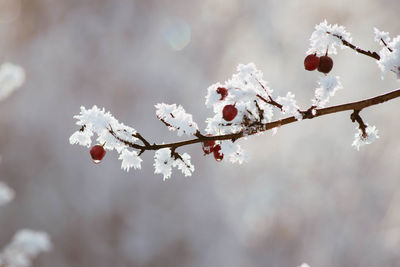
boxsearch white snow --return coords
[352,125,379,150]
[307,20,352,56]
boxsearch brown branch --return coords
[111,88,400,152]
[327,32,381,60]
[157,116,175,129]
[256,94,283,110]
[253,76,283,111]
[350,110,368,138]
[134,132,150,147]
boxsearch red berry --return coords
[216,87,228,100]
[222,104,238,121]
[304,54,320,71]
[213,145,223,161]
[202,134,215,155]
[318,56,333,73]
[90,145,106,164]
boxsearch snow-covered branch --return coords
[70,20,400,179]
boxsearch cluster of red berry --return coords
[87,87,238,164]
[88,53,333,165]
[304,53,333,73]
[201,86,240,162]
[217,87,238,122]
[202,135,223,161]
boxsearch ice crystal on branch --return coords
[376,33,400,79]
[205,82,224,109]
[352,125,379,150]
[153,148,194,180]
[312,75,343,107]
[276,92,301,120]
[119,149,142,171]
[205,63,273,135]
[154,148,174,179]
[173,152,195,177]
[0,181,14,206]
[0,63,25,101]
[69,130,93,148]
[0,230,52,267]
[70,105,143,169]
[374,27,390,44]
[220,141,248,164]
[155,103,198,136]
[307,20,352,55]
[70,105,139,152]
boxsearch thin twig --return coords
[256,94,283,110]
[327,32,381,60]
[350,110,368,138]
[381,38,393,52]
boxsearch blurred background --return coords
[0,0,400,266]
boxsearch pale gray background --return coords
[0,0,400,266]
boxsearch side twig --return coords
[327,31,381,60]
[350,110,368,137]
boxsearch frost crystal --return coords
[0,229,52,267]
[220,141,248,164]
[71,105,138,152]
[155,103,198,136]
[377,34,400,79]
[153,148,194,180]
[277,92,302,120]
[69,129,93,147]
[70,106,142,171]
[205,82,224,108]
[172,152,194,177]
[352,125,379,150]
[0,63,25,101]
[119,149,142,171]
[307,20,352,55]
[205,63,274,135]
[153,148,174,180]
[312,75,343,107]
[374,27,390,44]
[0,181,15,206]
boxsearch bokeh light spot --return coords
[162,17,191,51]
